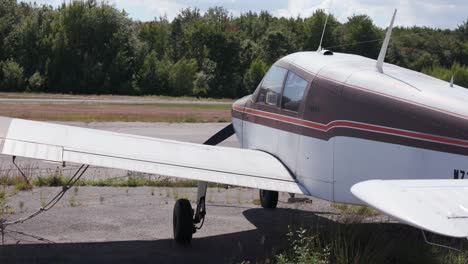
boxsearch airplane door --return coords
[295,74,337,201]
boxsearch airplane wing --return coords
[0,117,308,195]
[351,179,468,238]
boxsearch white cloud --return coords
[108,0,187,21]
[274,0,331,18]
[21,0,468,28]
[272,0,467,29]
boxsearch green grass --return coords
[68,197,78,207]
[252,199,261,206]
[0,92,235,102]
[331,203,379,217]
[19,174,228,188]
[0,188,16,222]
[275,222,468,264]
[108,103,231,110]
[32,113,227,123]
[0,175,32,191]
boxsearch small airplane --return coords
[1,10,468,244]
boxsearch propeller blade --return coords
[203,123,235,146]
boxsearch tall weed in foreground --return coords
[275,227,330,264]
[275,214,468,264]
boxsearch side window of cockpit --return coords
[281,72,308,112]
[256,66,288,106]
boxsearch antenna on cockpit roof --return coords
[450,75,454,87]
[376,9,397,73]
[317,12,330,52]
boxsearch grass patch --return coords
[0,92,235,102]
[275,222,468,264]
[34,174,69,187]
[331,203,379,217]
[31,113,224,123]
[82,177,201,188]
[0,100,231,123]
[10,174,230,188]
[107,103,230,110]
[68,197,78,207]
[0,188,16,222]
[217,117,230,122]
[0,175,32,191]
[0,205,15,215]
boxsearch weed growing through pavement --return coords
[19,201,24,213]
[68,197,78,207]
[252,199,261,206]
[225,191,230,204]
[39,189,45,207]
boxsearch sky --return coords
[27,0,467,29]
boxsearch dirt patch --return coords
[0,103,231,122]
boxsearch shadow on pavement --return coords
[0,207,403,264]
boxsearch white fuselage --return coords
[233,117,467,204]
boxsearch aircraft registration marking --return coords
[454,170,466,179]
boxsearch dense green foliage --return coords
[0,0,467,97]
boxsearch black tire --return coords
[259,190,278,209]
[173,199,194,244]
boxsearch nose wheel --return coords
[259,189,278,209]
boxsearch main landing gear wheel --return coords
[173,199,195,244]
[259,189,278,209]
[172,124,234,244]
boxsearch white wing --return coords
[0,117,308,195]
[351,179,468,238]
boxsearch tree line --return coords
[0,0,467,98]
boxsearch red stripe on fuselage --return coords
[232,105,468,148]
